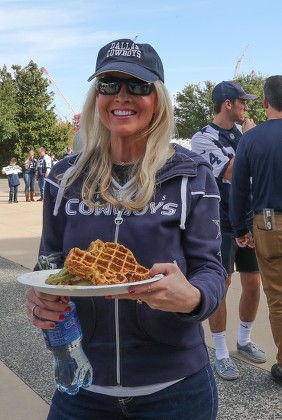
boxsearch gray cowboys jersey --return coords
[191,122,252,231]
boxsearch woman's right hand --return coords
[26,287,71,330]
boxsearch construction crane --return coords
[41,67,76,118]
[233,45,249,79]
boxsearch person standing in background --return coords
[50,152,59,166]
[2,157,22,203]
[191,81,266,380]
[36,147,52,201]
[62,146,73,159]
[23,150,37,202]
[231,75,282,386]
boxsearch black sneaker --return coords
[271,364,282,385]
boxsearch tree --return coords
[174,81,214,139]
[174,73,266,140]
[0,65,19,164]
[236,73,266,123]
[11,61,70,162]
[0,61,72,167]
[72,113,81,132]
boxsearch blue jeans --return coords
[9,186,18,202]
[37,176,45,198]
[24,172,36,192]
[47,364,218,420]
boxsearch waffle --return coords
[64,239,150,285]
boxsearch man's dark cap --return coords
[212,81,257,103]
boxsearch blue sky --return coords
[1,0,281,122]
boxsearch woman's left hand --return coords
[111,263,201,313]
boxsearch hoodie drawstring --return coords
[180,176,188,230]
[53,165,76,216]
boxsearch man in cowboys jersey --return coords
[191,81,266,380]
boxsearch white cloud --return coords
[0,5,77,30]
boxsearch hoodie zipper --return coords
[114,209,124,242]
[114,209,124,385]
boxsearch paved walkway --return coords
[0,178,281,419]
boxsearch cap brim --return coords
[87,62,160,83]
[239,93,257,100]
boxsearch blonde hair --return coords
[65,80,175,211]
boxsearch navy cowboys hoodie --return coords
[38,143,226,387]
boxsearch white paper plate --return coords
[17,269,163,297]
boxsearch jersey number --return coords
[209,153,222,165]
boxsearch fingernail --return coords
[59,314,66,320]
[64,306,72,312]
[49,323,56,328]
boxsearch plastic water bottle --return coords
[42,301,93,395]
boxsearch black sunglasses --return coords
[96,77,155,96]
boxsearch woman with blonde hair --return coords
[23,150,37,201]
[26,38,225,419]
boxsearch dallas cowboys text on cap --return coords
[88,39,164,83]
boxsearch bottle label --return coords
[43,303,82,348]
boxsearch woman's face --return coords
[97,72,157,140]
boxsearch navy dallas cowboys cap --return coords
[88,39,164,83]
